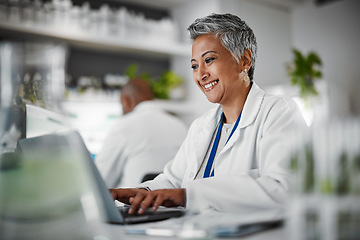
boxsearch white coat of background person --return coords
[95,79,188,188]
[109,13,308,215]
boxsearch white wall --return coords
[171,0,221,45]
[292,0,360,117]
[220,0,292,88]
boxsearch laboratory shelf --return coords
[0,21,191,58]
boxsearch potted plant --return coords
[125,64,184,100]
[286,49,323,107]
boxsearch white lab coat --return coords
[139,82,308,214]
[95,101,188,188]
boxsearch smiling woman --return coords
[190,34,251,123]
[109,13,308,216]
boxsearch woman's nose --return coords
[197,66,209,81]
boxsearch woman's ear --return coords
[241,49,252,70]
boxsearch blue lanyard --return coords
[203,110,242,178]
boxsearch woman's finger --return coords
[138,192,158,214]
[152,193,165,211]
[128,192,146,214]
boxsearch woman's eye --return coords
[205,57,216,64]
[191,64,198,70]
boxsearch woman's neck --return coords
[222,103,244,124]
[221,83,252,124]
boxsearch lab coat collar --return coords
[222,82,265,150]
[240,82,265,129]
[131,100,161,113]
[202,82,265,129]
[192,82,265,168]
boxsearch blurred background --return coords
[1,0,360,239]
[0,0,359,156]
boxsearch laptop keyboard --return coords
[118,205,156,217]
[116,204,186,224]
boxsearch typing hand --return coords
[127,188,186,215]
[109,188,147,205]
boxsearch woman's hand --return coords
[110,188,186,214]
[109,188,147,205]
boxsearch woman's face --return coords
[191,34,247,105]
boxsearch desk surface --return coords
[0,209,285,240]
[89,209,285,240]
[90,220,285,240]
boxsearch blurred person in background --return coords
[95,78,188,188]
[110,13,308,215]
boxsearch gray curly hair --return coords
[187,13,257,81]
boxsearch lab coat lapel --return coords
[193,106,222,168]
[221,82,265,152]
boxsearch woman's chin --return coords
[205,95,220,104]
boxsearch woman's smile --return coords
[203,80,219,91]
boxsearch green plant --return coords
[152,70,184,99]
[125,64,184,99]
[125,64,151,82]
[286,49,323,104]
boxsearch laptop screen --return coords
[25,104,69,138]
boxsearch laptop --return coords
[16,130,186,224]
